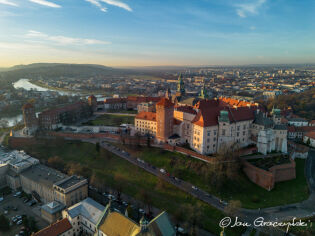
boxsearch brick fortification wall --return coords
[242,158,296,190]
[242,160,275,190]
[270,160,296,182]
[163,144,216,163]
[8,137,38,149]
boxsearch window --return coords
[207,139,210,143]
[237,126,240,131]
[222,129,225,135]
[207,131,211,136]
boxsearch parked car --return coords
[160,169,166,174]
[192,186,198,191]
[17,220,23,225]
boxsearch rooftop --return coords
[41,201,65,214]
[54,175,87,190]
[33,218,72,236]
[66,197,105,225]
[21,164,67,188]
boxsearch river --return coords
[1,79,108,127]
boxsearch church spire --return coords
[177,73,185,95]
[199,82,208,99]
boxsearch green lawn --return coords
[123,146,309,209]
[84,114,135,126]
[16,138,245,236]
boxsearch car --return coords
[114,208,121,213]
[23,199,29,203]
[160,169,166,174]
[13,207,18,211]
[28,200,36,206]
[0,197,3,202]
[4,210,8,215]
[17,220,23,225]
[139,208,145,214]
[16,215,22,220]
[192,186,198,190]
[12,217,17,223]
[122,201,128,206]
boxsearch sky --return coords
[0,0,314,67]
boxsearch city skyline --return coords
[0,0,314,67]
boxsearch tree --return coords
[96,142,100,154]
[137,189,153,215]
[0,214,10,231]
[306,138,311,146]
[113,173,125,202]
[224,200,242,217]
[47,156,65,172]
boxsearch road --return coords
[82,138,315,235]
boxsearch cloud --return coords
[25,30,111,45]
[28,0,61,8]
[85,0,132,12]
[235,0,266,18]
[85,0,107,12]
[0,0,18,6]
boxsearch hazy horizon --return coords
[0,0,314,67]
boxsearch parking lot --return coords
[0,192,49,236]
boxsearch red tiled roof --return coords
[156,98,174,108]
[34,218,72,236]
[192,99,256,127]
[305,131,315,140]
[296,126,315,133]
[173,119,182,125]
[176,106,197,115]
[127,96,161,103]
[288,126,296,132]
[135,111,156,121]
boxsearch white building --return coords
[62,197,105,236]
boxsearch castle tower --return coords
[156,98,174,142]
[176,73,185,96]
[88,95,97,112]
[22,103,38,136]
[22,103,37,128]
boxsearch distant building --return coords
[20,96,96,134]
[137,101,156,113]
[88,95,97,112]
[288,117,309,127]
[304,131,315,148]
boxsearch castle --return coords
[21,96,96,136]
[135,75,288,155]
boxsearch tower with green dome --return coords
[177,73,185,95]
[199,82,208,99]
